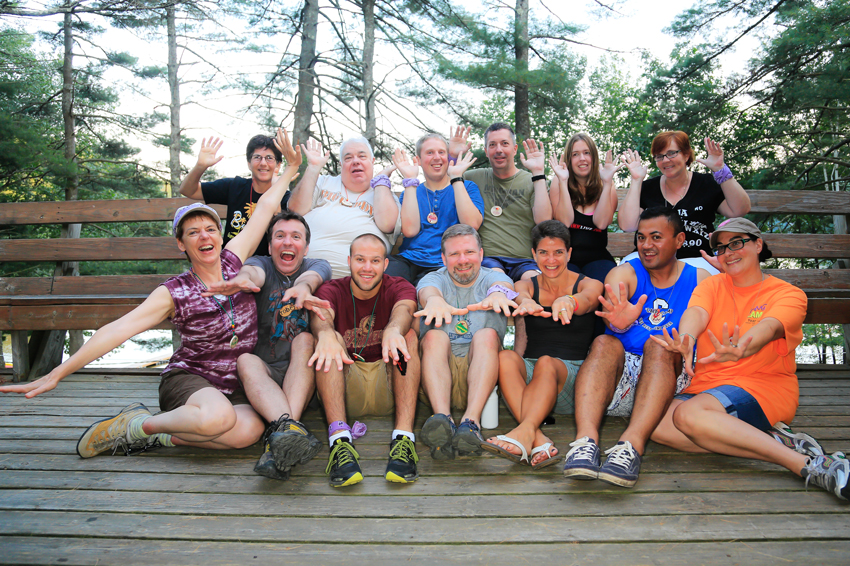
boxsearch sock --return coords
[149,433,174,447]
[330,430,353,444]
[328,420,353,444]
[392,429,415,443]
[127,414,151,442]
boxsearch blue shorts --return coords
[481,256,539,281]
[675,384,772,432]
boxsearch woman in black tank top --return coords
[482,220,603,469]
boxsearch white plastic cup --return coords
[481,386,499,429]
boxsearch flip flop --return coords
[530,442,560,470]
[481,435,529,464]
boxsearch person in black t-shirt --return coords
[180,135,291,257]
[617,131,751,273]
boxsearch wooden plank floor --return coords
[1,365,849,565]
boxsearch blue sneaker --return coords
[562,436,601,480]
[453,418,484,456]
[597,441,642,488]
[802,453,850,501]
[420,414,457,460]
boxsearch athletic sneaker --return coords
[420,414,457,460]
[597,441,642,488]
[562,436,601,480]
[453,418,484,456]
[385,435,420,483]
[269,414,322,471]
[326,438,363,487]
[771,422,824,459]
[76,402,152,458]
[802,453,850,500]
[254,416,292,481]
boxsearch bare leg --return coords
[461,328,500,424]
[392,329,420,432]
[673,394,809,475]
[420,329,453,417]
[281,332,316,421]
[651,399,710,452]
[315,351,347,427]
[619,339,678,455]
[574,335,624,443]
[496,349,528,421]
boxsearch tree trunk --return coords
[166,3,181,192]
[362,0,376,148]
[294,0,319,146]
[513,0,530,140]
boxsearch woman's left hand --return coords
[599,149,624,183]
[696,137,725,173]
[698,323,753,365]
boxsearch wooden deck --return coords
[1,365,849,565]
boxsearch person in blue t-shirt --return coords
[561,207,710,488]
[386,133,485,285]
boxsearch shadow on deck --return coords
[1,365,849,565]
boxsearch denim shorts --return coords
[481,256,540,281]
[675,384,772,432]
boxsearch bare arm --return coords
[372,184,401,234]
[308,306,352,372]
[520,140,552,224]
[449,151,483,229]
[592,150,623,230]
[549,168,574,227]
[0,287,174,398]
[179,137,224,201]
[381,299,416,363]
[617,149,647,232]
[394,148,422,238]
[698,137,750,219]
[513,315,528,357]
[289,139,329,216]
[203,264,267,296]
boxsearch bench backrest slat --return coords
[0,198,225,225]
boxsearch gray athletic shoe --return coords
[802,453,850,501]
[420,414,456,460]
[771,421,824,459]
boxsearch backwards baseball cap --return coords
[709,217,761,249]
[172,202,222,236]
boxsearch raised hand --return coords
[301,138,331,169]
[392,148,420,179]
[511,297,547,317]
[196,137,225,170]
[696,137,725,172]
[449,125,472,156]
[595,282,647,331]
[519,139,546,175]
[467,292,519,315]
[621,149,648,180]
[551,294,577,325]
[599,149,624,183]
[548,152,569,183]
[202,278,260,297]
[698,323,753,365]
[650,327,696,377]
[414,296,468,327]
[448,150,476,178]
[274,127,301,167]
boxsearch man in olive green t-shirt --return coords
[448,123,552,281]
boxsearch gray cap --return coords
[173,202,222,236]
[709,217,761,248]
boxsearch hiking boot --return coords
[597,441,642,488]
[269,414,322,471]
[453,418,485,456]
[802,453,850,501]
[254,417,292,481]
[326,438,363,487]
[76,403,152,458]
[420,414,457,460]
[385,435,420,483]
[771,421,824,459]
[562,436,601,480]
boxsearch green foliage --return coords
[802,324,845,364]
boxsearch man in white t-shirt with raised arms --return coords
[288,137,401,279]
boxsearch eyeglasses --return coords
[653,150,681,162]
[712,237,754,256]
[251,154,278,163]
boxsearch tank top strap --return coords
[531,276,541,303]
[571,273,586,295]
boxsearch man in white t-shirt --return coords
[288,137,401,279]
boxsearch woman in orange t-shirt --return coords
[649,217,849,501]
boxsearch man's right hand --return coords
[196,137,225,170]
[595,282,647,331]
[414,296,468,327]
[301,139,331,169]
[449,125,472,157]
[308,332,353,373]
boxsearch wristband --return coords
[682,332,697,347]
[487,284,519,301]
[448,155,458,165]
[370,174,391,189]
[712,164,733,184]
[531,174,546,183]
[565,295,577,310]
[402,178,420,188]
[609,320,636,334]
[450,176,464,185]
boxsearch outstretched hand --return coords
[595,282,647,331]
[519,139,545,176]
[511,298,547,317]
[202,278,261,297]
[0,372,61,399]
[282,285,332,320]
[414,297,468,327]
[698,323,753,365]
[467,292,518,315]
[699,249,725,273]
[650,327,696,377]
[196,137,225,170]
[308,333,353,373]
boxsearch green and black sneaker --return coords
[326,438,363,488]
[385,435,419,484]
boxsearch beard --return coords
[448,264,478,286]
[352,272,382,293]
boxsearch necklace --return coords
[730,273,767,331]
[350,286,380,362]
[647,262,681,326]
[661,172,692,208]
[488,170,518,217]
[191,267,239,347]
[341,185,365,207]
[426,186,438,224]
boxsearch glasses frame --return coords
[250,154,278,163]
[653,150,681,162]
[712,237,755,257]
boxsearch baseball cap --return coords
[709,217,761,249]
[173,202,222,236]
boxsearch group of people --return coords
[2,122,848,502]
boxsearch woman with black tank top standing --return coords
[481,220,603,469]
[549,133,622,284]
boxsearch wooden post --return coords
[11,331,29,383]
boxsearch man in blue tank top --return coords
[562,207,711,488]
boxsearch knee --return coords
[532,356,559,380]
[643,337,674,361]
[588,334,622,357]
[236,353,259,384]
[404,328,419,355]
[195,403,238,437]
[671,402,701,437]
[230,417,265,449]
[471,327,500,349]
[292,331,315,351]
[421,329,449,353]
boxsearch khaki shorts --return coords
[419,352,470,411]
[159,371,251,413]
[344,360,395,418]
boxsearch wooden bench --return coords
[2,190,849,381]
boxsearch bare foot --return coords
[531,429,558,467]
[485,423,535,457]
